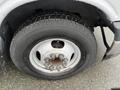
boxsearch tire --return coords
[10,15,97,80]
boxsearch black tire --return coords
[10,15,97,80]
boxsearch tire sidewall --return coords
[10,20,97,79]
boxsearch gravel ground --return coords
[0,28,120,90]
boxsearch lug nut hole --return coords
[51,40,64,48]
[71,53,75,60]
[36,51,41,60]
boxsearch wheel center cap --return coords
[44,54,68,71]
[51,58,62,64]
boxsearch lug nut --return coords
[44,63,50,69]
[56,65,62,71]
[50,54,56,60]
[62,61,67,67]
[62,64,66,68]
[44,58,50,63]
[64,58,68,61]
[49,65,55,71]
[58,54,64,60]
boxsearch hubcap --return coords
[29,38,81,76]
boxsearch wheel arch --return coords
[0,0,119,26]
[0,0,119,59]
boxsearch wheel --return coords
[10,14,97,80]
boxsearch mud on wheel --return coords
[10,12,97,80]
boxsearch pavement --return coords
[0,27,120,90]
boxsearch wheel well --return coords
[0,0,108,49]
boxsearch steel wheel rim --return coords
[29,38,81,76]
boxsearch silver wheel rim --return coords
[29,38,81,76]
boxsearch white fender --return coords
[76,0,119,21]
